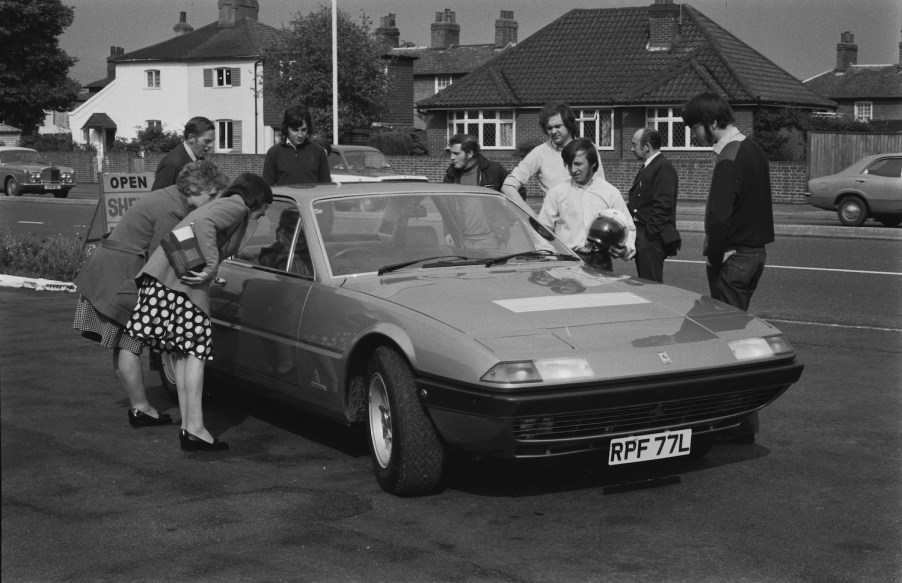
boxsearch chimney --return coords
[835,31,858,71]
[107,46,124,79]
[495,10,517,49]
[648,0,681,51]
[173,11,194,36]
[431,9,459,50]
[218,0,259,27]
[376,13,400,52]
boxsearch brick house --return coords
[415,0,834,198]
[382,9,520,129]
[804,31,902,132]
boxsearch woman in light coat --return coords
[73,160,228,427]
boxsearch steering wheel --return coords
[331,246,380,261]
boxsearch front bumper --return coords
[417,359,803,458]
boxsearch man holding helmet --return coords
[538,138,635,271]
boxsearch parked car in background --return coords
[805,153,902,227]
[160,182,804,496]
[0,147,76,199]
[327,144,427,184]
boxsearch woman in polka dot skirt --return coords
[128,173,272,451]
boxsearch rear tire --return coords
[837,196,868,227]
[366,346,445,496]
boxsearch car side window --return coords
[328,152,346,172]
[233,199,313,277]
[866,158,902,178]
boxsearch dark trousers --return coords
[634,228,667,282]
[705,246,766,312]
[706,245,767,439]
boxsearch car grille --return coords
[42,168,60,183]
[514,386,783,441]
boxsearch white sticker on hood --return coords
[494,292,650,313]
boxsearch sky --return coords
[59,0,901,85]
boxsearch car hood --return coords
[342,264,777,366]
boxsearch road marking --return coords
[17,221,44,225]
[667,259,902,276]
[763,318,902,333]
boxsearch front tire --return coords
[5,177,20,197]
[837,195,868,227]
[366,346,445,496]
[52,188,70,199]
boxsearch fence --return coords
[808,132,902,179]
[41,150,811,203]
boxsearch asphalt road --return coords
[2,230,901,582]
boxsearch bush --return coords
[367,128,429,156]
[18,133,95,153]
[0,230,93,282]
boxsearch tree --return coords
[262,6,389,143]
[0,0,81,135]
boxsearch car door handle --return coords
[212,277,227,287]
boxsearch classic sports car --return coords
[162,182,803,496]
[0,147,76,198]
[805,153,902,227]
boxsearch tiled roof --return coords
[419,5,834,110]
[111,18,284,63]
[804,65,902,100]
[393,43,506,76]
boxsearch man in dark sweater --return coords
[263,105,331,186]
[683,92,775,443]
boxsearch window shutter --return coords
[203,69,212,87]
[232,68,241,87]
[232,121,242,152]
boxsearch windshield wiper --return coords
[378,255,469,275]
[484,249,579,267]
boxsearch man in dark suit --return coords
[151,117,216,190]
[627,127,680,282]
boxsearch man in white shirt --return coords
[538,138,634,271]
[502,102,605,201]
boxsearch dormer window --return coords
[435,75,453,93]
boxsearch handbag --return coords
[160,222,205,278]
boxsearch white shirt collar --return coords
[183,141,197,162]
[644,151,660,167]
[712,126,744,155]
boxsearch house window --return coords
[204,67,241,88]
[216,68,232,87]
[145,70,160,89]
[447,110,515,149]
[435,75,453,93]
[575,109,614,149]
[854,101,873,123]
[218,121,233,151]
[146,120,162,130]
[646,107,707,149]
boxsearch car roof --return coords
[0,147,36,152]
[271,182,501,202]
[330,144,379,153]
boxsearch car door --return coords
[862,156,902,213]
[209,196,323,404]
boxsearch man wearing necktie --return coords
[627,128,681,282]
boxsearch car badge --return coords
[658,352,672,365]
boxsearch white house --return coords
[69,0,283,160]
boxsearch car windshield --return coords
[314,192,573,276]
[344,150,390,170]
[0,150,45,164]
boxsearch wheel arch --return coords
[344,328,416,424]
[832,190,868,209]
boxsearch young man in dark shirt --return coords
[262,105,331,186]
[682,92,775,443]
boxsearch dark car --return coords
[805,153,902,227]
[160,183,803,496]
[0,147,76,199]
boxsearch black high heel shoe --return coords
[179,429,229,452]
[128,408,173,427]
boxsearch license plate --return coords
[44,185,61,190]
[608,429,692,465]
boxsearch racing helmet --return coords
[586,212,626,248]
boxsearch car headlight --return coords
[481,358,593,383]
[27,171,41,181]
[728,335,794,361]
